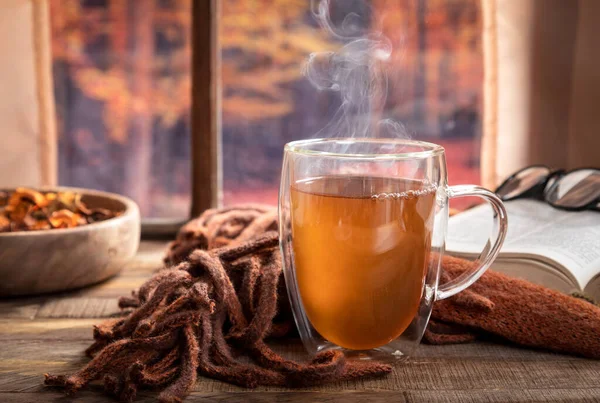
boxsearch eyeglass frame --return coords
[494,165,600,212]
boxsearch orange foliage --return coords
[51,0,192,144]
[221,1,338,123]
[51,0,482,134]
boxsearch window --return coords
[221,0,482,206]
[51,0,192,220]
[51,0,482,219]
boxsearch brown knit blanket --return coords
[45,205,600,402]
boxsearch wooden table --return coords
[2,241,600,402]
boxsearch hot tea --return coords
[291,175,436,350]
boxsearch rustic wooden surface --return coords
[1,241,600,402]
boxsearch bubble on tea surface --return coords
[371,183,438,201]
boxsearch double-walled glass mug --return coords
[279,138,508,360]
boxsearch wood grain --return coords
[1,241,600,402]
[191,0,221,216]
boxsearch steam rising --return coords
[305,0,409,139]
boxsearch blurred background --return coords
[50,0,483,218]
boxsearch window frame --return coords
[142,0,221,237]
[190,0,221,218]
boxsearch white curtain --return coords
[481,0,600,189]
[0,0,56,188]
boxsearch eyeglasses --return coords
[494,165,600,211]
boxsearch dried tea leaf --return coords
[10,202,33,222]
[31,220,51,231]
[74,193,93,215]
[0,215,9,232]
[56,192,77,209]
[0,191,8,208]
[14,188,48,208]
[49,209,80,229]
[46,199,68,215]
[91,208,113,218]
[31,208,47,220]
[23,214,37,229]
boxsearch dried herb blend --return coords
[0,188,120,233]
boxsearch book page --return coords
[447,200,600,288]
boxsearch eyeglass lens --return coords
[545,169,600,208]
[496,166,551,200]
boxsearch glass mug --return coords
[279,138,508,360]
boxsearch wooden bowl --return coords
[0,187,140,296]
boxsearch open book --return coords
[447,199,600,298]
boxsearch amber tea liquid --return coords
[291,175,436,350]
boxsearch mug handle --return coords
[435,185,508,300]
